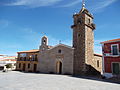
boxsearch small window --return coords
[78,34,80,37]
[58,49,61,53]
[88,18,91,23]
[78,33,82,38]
[112,45,119,55]
[97,60,99,67]
[28,64,30,69]
[19,63,21,68]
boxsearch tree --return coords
[5,64,12,69]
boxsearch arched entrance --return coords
[23,63,26,71]
[56,61,62,74]
[33,64,37,72]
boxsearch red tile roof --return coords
[101,38,120,44]
[1,59,16,61]
[18,46,53,53]
[0,55,4,56]
[48,46,53,49]
[18,49,39,53]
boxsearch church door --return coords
[56,61,62,74]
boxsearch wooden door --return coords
[33,64,37,72]
[23,64,26,71]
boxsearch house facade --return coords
[101,38,120,78]
[0,55,16,70]
[16,49,39,72]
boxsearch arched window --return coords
[97,60,99,67]
[19,63,21,68]
[78,33,81,37]
[58,49,61,53]
[28,63,30,69]
[88,18,91,24]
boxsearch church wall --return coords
[37,45,74,74]
[85,26,94,65]
[93,55,102,73]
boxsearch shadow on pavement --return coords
[69,75,120,84]
[16,70,120,84]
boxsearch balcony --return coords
[104,53,120,57]
[17,57,38,62]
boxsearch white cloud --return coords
[94,45,102,54]
[0,44,22,56]
[94,39,110,54]
[94,40,102,54]
[3,0,117,10]
[93,0,117,12]
[6,0,62,8]
[60,0,81,7]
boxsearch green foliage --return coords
[5,64,12,68]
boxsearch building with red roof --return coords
[0,55,16,70]
[101,38,120,78]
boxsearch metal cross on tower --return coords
[82,0,85,8]
[42,32,46,36]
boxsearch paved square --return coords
[0,71,120,90]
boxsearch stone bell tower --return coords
[71,0,96,75]
[40,36,48,51]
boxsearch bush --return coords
[5,64,12,68]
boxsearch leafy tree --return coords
[5,64,12,68]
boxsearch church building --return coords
[16,1,102,75]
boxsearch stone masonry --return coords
[72,7,98,75]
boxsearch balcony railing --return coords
[17,57,38,61]
[104,53,120,57]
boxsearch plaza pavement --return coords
[0,71,120,90]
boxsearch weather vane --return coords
[82,0,85,8]
[42,32,46,36]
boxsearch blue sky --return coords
[0,0,120,56]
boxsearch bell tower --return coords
[71,0,96,75]
[40,36,48,51]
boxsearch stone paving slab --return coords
[0,71,120,90]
